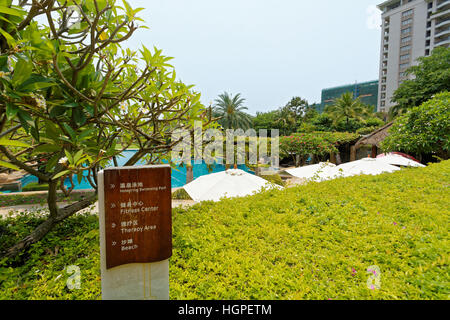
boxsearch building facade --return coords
[316,80,379,113]
[377,0,450,112]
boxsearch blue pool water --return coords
[20,150,252,190]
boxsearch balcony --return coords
[431,8,450,20]
[435,27,450,38]
[437,0,450,11]
[435,36,450,46]
[435,20,450,32]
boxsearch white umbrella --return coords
[285,162,336,180]
[331,158,401,178]
[183,169,282,202]
[376,154,425,168]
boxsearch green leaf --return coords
[77,173,83,185]
[0,5,25,17]
[73,150,83,164]
[6,103,19,119]
[33,144,62,154]
[12,58,33,87]
[46,153,60,171]
[0,27,15,47]
[17,110,34,133]
[0,160,19,171]
[64,149,74,164]
[19,81,56,92]
[62,123,76,140]
[78,128,95,141]
[73,108,86,126]
[52,170,71,180]
[49,106,67,118]
[0,138,30,148]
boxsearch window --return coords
[401,36,412,43]
[402,9,413,17]
[428,2,433,9]
[400,54,410,61]
[425,49,430,56]
[402,27,412,34]
[402,18,413,26]
[400,62,410,69]
[401,45,411,52]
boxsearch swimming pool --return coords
[20,150,252,190]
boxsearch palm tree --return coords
[213,92,253,130]
[325,92,368,127]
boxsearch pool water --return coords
[20,150,252,190]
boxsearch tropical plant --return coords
[0,0,213,258]
[382,91,450,160]
[325,92,368,130]
[213,92,253,130]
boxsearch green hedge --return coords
[22,183,50,192]
[0,161,449,299]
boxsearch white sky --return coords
[125,0,382,115]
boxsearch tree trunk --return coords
[350,145,357,162]
[336,152,342,165]
[371,145,378,158]
[330,153,337,165]
[186,165,193,184]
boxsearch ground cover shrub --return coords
[0,192,96,208]
[0,161,449,300]
[172,189,193,200]
[22,183,50,192]
[260,174,286,187]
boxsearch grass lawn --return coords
[0,161,449,300]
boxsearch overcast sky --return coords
[125,0,382,115]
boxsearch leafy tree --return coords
[391,47,450,117]
[0,0,212,258]
[252,110,282,135]
[382,92,450,160]
[276,105,297,136]
[213,92,252,130]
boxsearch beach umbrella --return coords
[285,162,337,180]
[331,158,401,178]
[376,153,425,167]
[183,169,282,202]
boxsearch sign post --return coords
[98,165,172,300]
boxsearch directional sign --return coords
[102,166,172,269]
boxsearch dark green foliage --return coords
[172,189,193,200]
[391,47,450,116]
[382,92,450,159]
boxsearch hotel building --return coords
[377,0,450,112]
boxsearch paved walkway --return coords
[0,200,197,218]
